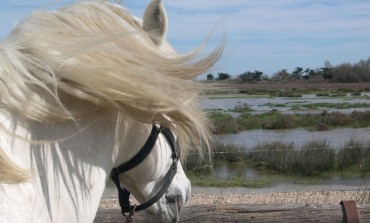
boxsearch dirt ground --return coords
[99,184,370,209]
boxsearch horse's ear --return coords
[143,0,168,46]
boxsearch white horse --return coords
[0,0,223,222]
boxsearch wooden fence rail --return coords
[94,203,370,223]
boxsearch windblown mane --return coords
[0,1,223,183]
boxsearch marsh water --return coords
[201,93,370,115]
[212,128,370,186]
[202,94,370,186]
[216,127,370,149]
[211,128,370,186]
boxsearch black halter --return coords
[110,125,180,222]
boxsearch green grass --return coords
[187,173,274,188]
[298,102,370,109]
[208,111,370,134]
[264,102,370,110]
[237,87,370,97]
[237,86,370,97]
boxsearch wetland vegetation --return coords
[185,139,370,187]
[189,82,370,187]
[209,111,370,134]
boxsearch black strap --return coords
[121,162,177,213]
[161,126,180,160]
[110,170,131,213]
[110,125,179,217]
[111,125,161,174]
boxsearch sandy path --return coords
[99,184,370,209]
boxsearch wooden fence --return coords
[94,202,370,223]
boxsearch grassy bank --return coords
[205,82,370,96]
[209,111,370,134]
[237,87,370,97]
[185,139,370,187]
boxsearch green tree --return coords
[253,70,263,81]
[271,69,289,81]
[206,73,214,80]
[237,70,263,82]
[291,67,304,80]
[217,72,231,80]
[321,61,333,80]
[320,67,333,80]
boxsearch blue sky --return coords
[1,0,370,77]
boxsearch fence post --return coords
[340,200,359,223]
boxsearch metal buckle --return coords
[126,204,137,223]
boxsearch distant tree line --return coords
[206,57,370,83]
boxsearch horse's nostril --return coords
[165,195,177,204]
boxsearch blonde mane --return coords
[0,1,223,183]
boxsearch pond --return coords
[200,94,370,187]
[216,127,370,150]
[201,94,370,115]
[210,128,370,187]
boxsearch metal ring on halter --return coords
[126,204,137,223]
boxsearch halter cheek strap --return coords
[110,125,180,221]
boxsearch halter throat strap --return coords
[110,125,180,219]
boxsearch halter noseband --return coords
[110,125,180,222]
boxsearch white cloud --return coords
[165,0,370,38]
[1,0,370,75]
[160,0,370,74]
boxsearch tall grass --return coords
[294,141,335,176]
[337,139,370,176]
[185,139,370,177]
[249,140,335,176]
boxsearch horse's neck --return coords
[0,112,120,222]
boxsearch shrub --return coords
[278,90,303,97]
[236,112,262,130]
[208,111,238,134]
[352,111,370,121]
[316,93,330,97]
[351,91,362,96]
[271,115,295,129]
[232,103,252,112]
[326,112,351,126]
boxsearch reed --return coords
[185,139,370,177]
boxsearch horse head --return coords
[109,2,192,221]
[0,1,223,222]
